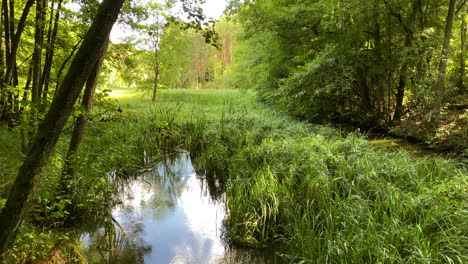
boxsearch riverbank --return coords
[1,89,466,263]
[389,102,468,155]
[331,117,467,160]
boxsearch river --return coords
[81,153,285,264]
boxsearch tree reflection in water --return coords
[82,153,284,264]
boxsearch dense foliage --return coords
[0,0,467,263]
[225,0,467,151]
[3,89,466,263]
[0,0,228,259]
[104,18,235,92]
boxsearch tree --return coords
[41,0,64,108]
[383,0,423,121]
[0,0,35,122]
[0,0,125,255]
[225,0,464,133]
[149,12,163,102]
[62,38,110,179]
[459,5,467,90]
[432,0,458,123]
[31,0,46,120]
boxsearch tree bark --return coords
[0,0,35,123]
[3,0,35,86]
[20,63,33,153]
[31,0,46,120]
[432,0,457,122]
[152,59,160,102]
[384,0,421,121]
[55,38,82,93]
[460,8,467,90]
[152,15,161,102]
[63,38,109,178]
[393,35,413,121]
[8,1,14,56]
[0,1,5,81]
[356,67,373,114]
[1,0,10,73]
[0,0,124,255]
[41,0,63,107]
[0,0,11,120]
[393,65,407,121]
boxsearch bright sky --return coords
[110,0,228,42]
[201,0,228,19]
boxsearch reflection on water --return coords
[83,153,284,264]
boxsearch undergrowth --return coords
[1,89,466,263]
[119,89,467,263]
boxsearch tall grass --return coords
[1,88,466,263]
[225,136,467,263]
[127,89,466,263]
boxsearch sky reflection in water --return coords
[83,153,283,264]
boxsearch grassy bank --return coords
[117,89,468,263]
[1,88,467,263]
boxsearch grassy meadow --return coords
[0,88,467,263]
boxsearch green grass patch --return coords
[1,88,466,263]
[116,89,467,263]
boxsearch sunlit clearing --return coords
[99,88,142,99]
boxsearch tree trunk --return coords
[0,0,11,121]
[392,35,412,122]
[8,0,13,42]
[460,8,466,90]
[0,1,5,82]
[0,0,124,255]
[63,38,109,178]
[1,0,10,76]
[356,67,373,113]
[393,66,407,121]
[384,0,421,121]
[152,61,159,102]
[152,17,161,103]
[55,38,82,93]
[1,0,35,123]
[393,35,413,121]
[3,0,35,86]
[20,63,33,153]
[432,0,457,122]
[20,64,33,115]
[41,0,63,108]
[31,0,46,120]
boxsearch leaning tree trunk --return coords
[0,0,125,256]
[432,0,457,123]
[55,38,82,93]
[62,38,109,179]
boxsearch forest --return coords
[0,0,467,263]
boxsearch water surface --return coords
[83,153,284,264]
[367,137,433,157]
